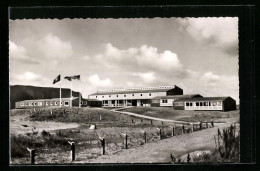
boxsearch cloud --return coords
[36,33,73,59]
[177,18,238,56]
[88,74,112,87]
[133,72,156,83]
[9,41,39,64]
[94,43,183,72]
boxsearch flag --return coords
[71,75,80,80]
[64,76,72,81]
[53,75,61,84]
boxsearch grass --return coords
[119,107,240,123]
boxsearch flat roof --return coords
[89,87,176,96]
[17,97,79,102]
[152,94,202,100]
[174,96,232,102]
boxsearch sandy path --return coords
[111,108,198,124]
[75,123,230,163]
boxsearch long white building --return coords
[88,85,183,107]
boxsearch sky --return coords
[9,18,239,103]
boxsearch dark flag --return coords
[71,75,80,80]
[53,75,61,84]
[64,76,72,81]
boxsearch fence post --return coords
[191,123,194,132]
[200,121,202,130]
[99,137,105,155]
[141,119,143,124]
[182,125,185,134]
[141,131,147,143]
[170,125,175,136]
[27,148,35,164]
[131,119,134,123]
[68,141,75,161]
[100,115,102,121]
[121,133,128,149]
[206,121,208,128]
[161,121,163,126]
[157,128,162,140]
[151,120,153,125]
[211,121,214,127]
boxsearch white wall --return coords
[160,99,174,107]
[89,92,166,100]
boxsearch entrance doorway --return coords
[132,100,137,106]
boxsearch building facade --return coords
[173,97,236,111]
[151,94,203,107]
[15,97,89,109]
[88,85,183,107]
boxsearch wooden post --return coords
[131,119,134,123]
[141,119,143,124]
[157,128,162,140]
[27,148,35,164]
[206,121,208,128]
[100,115,102,121]
[141,131,147,143]
[170,125,175,136]
[191,123,194,132]
[151,120,153,125]
[211,121,214,127]
[199,121,202,130]
[182,125,185,134]
[99,136,105,155]
[161,121,163,126]
[68,141,75,161]
[121,133,128,149]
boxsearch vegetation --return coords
[192,124,239,162]
[120,107,240,123]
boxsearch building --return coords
[173,96,236,111]
[88,85,183,107]
[151,94,203,107]
[15,97,89,109]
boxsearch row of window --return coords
[96,93,152,98]
[186,101,222,107]
[20,101,70,107]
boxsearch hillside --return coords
[10,85,81,109]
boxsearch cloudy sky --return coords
[9,18,239,103]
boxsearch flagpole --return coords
[79,79,81,108]
[70,81,72,108]
[60,74,61,108]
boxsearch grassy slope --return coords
[119,107,240,123]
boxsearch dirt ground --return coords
[10,113,79,135]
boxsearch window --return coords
[124,95,126,97]
[213,102,217,106]
[196,102,199,106]
[34,102,37,106]
[152,99,160,103]
[204,102,208,106]
[102,96,104,98]
[140,94,143,96]
[60,101,63,105]
[162,99,168,103]
[20,103,24,106]
[46,102,49,106]
[186,102,189,106]
[200,102,203,106]
[149,93,151,96]
[116,95,118,97]
[217,101,222,106]
[132,94,134,96]
[96,96,97,98]
[80,102,83,105]
[38,102,43,106]
[109,95,111,98]
[190,102,193,106]
[25,103,28,106]
[50,102,53,106]
[29,102,33,106]
[64,101,69,106]
[55,101,58,105]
